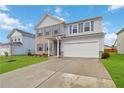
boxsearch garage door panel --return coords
[63,41,99,58]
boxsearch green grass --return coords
[0,56,48,74]
[102,53,124,88]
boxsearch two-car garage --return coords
[63,40,100,58]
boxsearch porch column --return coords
[48,40,50,56]
[57,38,59,57]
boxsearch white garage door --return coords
[63,41,99,58]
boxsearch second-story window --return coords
[11,39,13,42]
[18,38,20,42]
[84,22,90,32]
[54,30,58,35]
[53,25,59,35]
[38,33,42,36]
[72,24,78,33]
[45,27,51,36]
[37,29,43,36]
[78,23,83,33]
[91,21,94,31]
[69,25,72,34]
[45,31,49,35]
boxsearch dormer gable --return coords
[7,29,22,39]
[35,14,64,29]
[7,29,35,39]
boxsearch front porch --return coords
[47,36,61,57]
[36,36,62,57]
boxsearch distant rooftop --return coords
[66,16,102,24]
[7,29,35,38]
[117,28,124,35]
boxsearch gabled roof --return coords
[7,29,35,38]
[35,14,64,29]
[104,45,112,48]
[117,28,124,35]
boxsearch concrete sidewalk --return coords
[0,58,116,88]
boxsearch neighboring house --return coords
[35,14,104,58]
[0,29,35,56]
[104,45,117,53]
[0,43,11,56]
[116,28,124,54]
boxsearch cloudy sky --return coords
[0,5,124,46]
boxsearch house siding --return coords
[11,36,35,55]
[36,36,54,55]
[35,14,104,57]
[65,18,103,36]
[9,31,23,43]
[117,31,124,54]
[61,35,104,52]
[36,15,63,29]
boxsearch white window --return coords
[15,38,16,42]
[37,29,43,36]
[72,24,78,34]
[18,38,20,42]
[11,39,13,42]
[53,25,59,35]
[69,25,72,34]
[78,23,83,33]
[84,22,90,32]
[45,28,51,36]
[91,21,94,31]
[69,21,94,34]
[45,31,49,35]
[54,30,58,35]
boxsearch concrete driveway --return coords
[0,58,116,88]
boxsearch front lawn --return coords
[0,56,48,74]
[102,53,124,88]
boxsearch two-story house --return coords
[6,29,35,55]
[35,14,104,58]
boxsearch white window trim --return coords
[72,24,78,35]
[84,21,91,32]
[80,22,84,33]
[68,21,94,36]
[68,25,70,35]
[91,21,94,31]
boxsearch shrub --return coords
[101,52,110,59]
[27,49,32,56]
[4,52,8,56]
[43,53,48,57]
